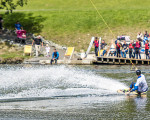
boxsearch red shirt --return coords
[116,43,121,49]
[94,40,99,47]
[145,43,149,50]
[135,42,140,48]
[129,43,133,49]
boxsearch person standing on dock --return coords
[143,31,149,45]
[45,44,50,57]
[137,32,143,42]
[145,40,149,59]
[116,40,122,57]
[121,40,128,58]
[135,39,141,59]
[129,40,134,58]
[51,49,59,65]
[93,37,99,56]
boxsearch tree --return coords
[0,0,27,13]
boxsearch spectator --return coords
[93,37,99,56]
[116,40,122,57]
[15,21,23,30]
[135,39,141,59]
[0,15,3,34]
[128,40,134,58]
[144,31,149,38]
[133,40,136,58]
[137,32,143,41]
[21,33,26,45]
[101,40,107,56]
[143,31,149,45]
[32,35,43,57]
[145,40,149,59]
[22,33,26,38]
[109,43,116,56]
[121,40,128,58]
[51,49,59,65]
[45,44,50,57]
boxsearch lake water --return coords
[0,65,150,120]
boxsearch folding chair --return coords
[64,47,75,60]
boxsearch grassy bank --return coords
[2,0,150,51]
[0,43,28,64]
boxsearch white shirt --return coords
[45,47,50,53]
[137,34,143,39]
[135,74,148,92]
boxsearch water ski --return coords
[117,89,147,96]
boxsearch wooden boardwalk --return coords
[96,56,150,65]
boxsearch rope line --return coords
[89,0,137,71]
[89,0,115,39]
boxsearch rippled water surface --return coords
[0,65,150,120]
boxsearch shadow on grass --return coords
[3,12,46,33]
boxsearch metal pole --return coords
[99,37,101,56]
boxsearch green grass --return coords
[2,0,150,50]
[0,43,29,60]
[0,51,25,59]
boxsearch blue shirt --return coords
[52,52,59,59]
[15,23,22,30]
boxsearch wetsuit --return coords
[130,74,148,94]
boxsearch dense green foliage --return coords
[0,0,27,13]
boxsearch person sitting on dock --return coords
[145,40,149,59]
[101,40,107,56]
[116,40,122,57]
[51,49,59,65]
[93,37,99,56]
[135,39,141,59]
[127,70,148,95]
[129,40,134,58]
[121,40,128,58]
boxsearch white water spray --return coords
[0,65,127,99]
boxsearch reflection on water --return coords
[0,65,149,120]
[134,96,147,111]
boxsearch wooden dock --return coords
[96,56,150,65]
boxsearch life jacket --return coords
[135,42,140,48]
[145,43,149,49]
[94,40,99,47]
[129,43,133,49]
[116,43,120,49]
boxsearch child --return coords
[22,33,26,38]
[45,44,50,57]
[145,40,149,59]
